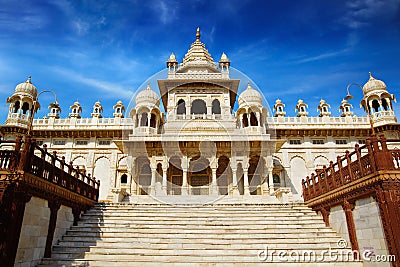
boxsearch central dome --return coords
[15,76,38,98]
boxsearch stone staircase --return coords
[39,203,362,266]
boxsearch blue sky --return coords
[0,0,399,120]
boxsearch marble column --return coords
[231,168,239,196]
[181,168,188,195]
[162,166,167,195]
[211,167,218,195]
[243,168,250,195]
[149,167,156,196]
[268,168,274,195]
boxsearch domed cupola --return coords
[135,83,160,108]
[14,76,38,98]
[362,72,387,96]
[238,83,262,106]
[5,76,40,128]
[360,72,397,128]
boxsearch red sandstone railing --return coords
[302,135,400,201]
[0,137,100,202]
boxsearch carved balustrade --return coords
[302,135,399,201]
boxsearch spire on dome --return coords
[26,76,32,83]
[180,28,216,70]
[196,27,200,40]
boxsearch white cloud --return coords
[53,67,133,99]
[342,0,400,29]
[153,0,178,25]
[293,49,349,64]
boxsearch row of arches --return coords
[135,155,266,196]
[11,100,32,115]
[177,99,221,115]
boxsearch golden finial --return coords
[369,72,373,79]
[196,27,200,40]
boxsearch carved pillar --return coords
[231,168,239,196]
[342,200,359,256]
[375,182,400,262]
[0,188,32,267]
[267,168,274,195]
[72,208,81,226]
[320,207,330,227]
[181,156,189,196]
[162,165,168,195]
[44,200,61,258]
[265,156,274,195]
[243,168,250,195]
[181,168,188,196]
[150,167,156,196]
[211,167,218,196]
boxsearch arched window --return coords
[300,106,305,112]
[22,102,29,115]
[150,113,157,128]
[191,99,206,115]
[382,98,389,111]
[212,99,221,114]
[117,108,120,113]
[140,113,148,126]
[371,99,380,113]
[242,113,249,127]
[177,99,186,115]
[13,101,20,113]
[250,112,258,126]
[121,174,128,184]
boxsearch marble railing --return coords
[30,115,370,131]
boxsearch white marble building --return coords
[1,28,398,202]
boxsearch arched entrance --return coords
[168,156,182,195]
[217,156,231,195]
[137,157,151,195]
[189,157,210,195]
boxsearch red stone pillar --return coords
[44,200,61,258]
[342,200,359,256]
[0,186,31,267]
[375,182,400,266]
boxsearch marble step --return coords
[68,227,333,235]
[39,259,363,267]
[43,252,359,263]
[67,225,334,238]
[56,239,341,249]
[40,203,356,266]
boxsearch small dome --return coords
[167,53,177,62]
[238,83,262,106]
[15,76,37,98]
[362,72,386,94]
[219,52,230,63]
[135,83,160,107]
